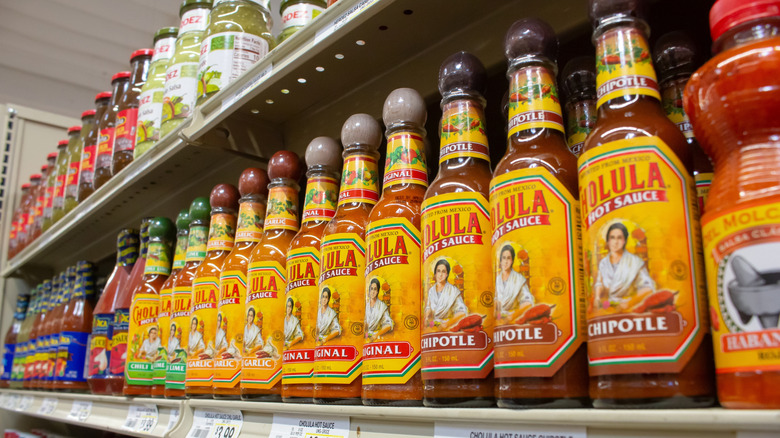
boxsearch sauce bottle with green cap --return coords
[46,140,69,229]
[79,92,112,202]
[95,72,131,190]
[277,0,325,43]
[561,56,597,158]
[54,262,94,392]
[61,125,83,216]
[136,28,179,157]
[113,49,153,175]
[125,217,175,396]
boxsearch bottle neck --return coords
[110,79,129,109]
[236,195,266,244]
[14,294,30,321]
[130,57,151,90]
[382,124,429,191]
[301,167,339,226]
[207,208,237,252]
[186,222,209,263]
[506,60,566,141]
[144,238,173,276]
[715,18,780,53]
[172,230,189,270]
[659,73,695,140]
[438,96,491,170]
[264,178,300,233]
[338,147,380,208]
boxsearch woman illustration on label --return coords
[188,317,207,357]
[284,298,303,348]
[215,313,227,353]
[167,323,180,358]
[316,287,342,345]
[244,307,279,359]
[139,326,161,361]
[495,245,534,321]
[595,222,655,305]
[365,278,393,340]
[424,259,468,329]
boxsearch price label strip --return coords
[16,395,34,411]
[186,409,243,438]
[220,63,274,113]
[269,413,350,438]
[166,407,181,433]
[434,421,586,438]
[314,0,380,44]
[122,404,159,433]
[6,394,20,410]
[67,400,92,422]
[38,398,58,415]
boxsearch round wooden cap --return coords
[438,51,486,96]
[382,88,426,127]
[341,114,381,151]
[268,150,303,181]
[238,167,270,197]
[304,136,342,168]
[505,18,558,62]
[210,183,240,210]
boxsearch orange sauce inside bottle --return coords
[54,263,94,393]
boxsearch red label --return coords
[97,128,115,157]
[46,186,55,209]
[80,144,96,173]
[55,174,66,199]
[66,161,80,188]
[115,108,139,152]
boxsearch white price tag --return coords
[434,422,586,438]
[6,394,20,410]
[37,397,58,415]
[166,407,181,432]
[16,395,34,411]
[737,433,779,438]
[67,400,92,422]
[122,404,159,433]
[314,0,379,44]
[220,63,274,113]
[269,413,350,438]
[186,409,243,438]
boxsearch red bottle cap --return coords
[81,109,96,118]
[131,49,154,60]
[21,183,31,189]
[47,152,58,159]
[67,126,82,134]
[112,71,132,82]
[30,174,42,180]
[41,165,48,172]
[710,0,780,42]
[95,91,113,101]
[57,140,69,147]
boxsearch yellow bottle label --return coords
[155,283,173,384]
[661,84,694,139]
[242,261,286,389]
[508,66,564,137]
[420,192,495,379]
[578,136,707,375]
[695,172,713,214]
[207,213,236,252]
[315,233,366,384]
[265,186,299,231]
[144,241,172,276]
[702,201,780,375]
[185,225,208,262]
[213,270,246,387]
[166,285,192,389]
[490,168,585,377]
[126,293,160,385]
[302,177,338,224]
[338,154,379,206]
[283,248,320,384]
[440,100,490,163]
[383,132,428,188]
[363,217,422,385]
[172,235,188,270]
[236,201,265,243]
[595,26,659,109]
[186,276,219,386]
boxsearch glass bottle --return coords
[11,285,38,389]
[94,72,131,190]
[43,141,68,230]
[561,56,597,158]
[28,164,49,244]
[241,151,302,401]
[162,0,212,137]
[1,289,30,387]
[19,177,39,252]
[61,125,83,216]
[21,283,44,389]
[112,49,153,175]
[46,269,72,391]
[214,168,269,399]
[282,137,341,403]
[136,28,179,157]
[684,0,780,409]
[41,152,59,233]
[54,262,94,392]
[78,92,112,202]
[277,0,325,43]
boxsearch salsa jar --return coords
[277,0,325,43]
[112,49,153,175]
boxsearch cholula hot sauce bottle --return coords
[214,168,270,399]
[242,151,303,401]
[580,0,715,408]
[491,18,588,409]
[314,114,381,404]
[421,52,494,407]
[654,32,714,214]
[561,56,597,158]
[283,137,341,403]
[685,0,780,409]
[187,185,239,398]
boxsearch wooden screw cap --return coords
[189,197,211,222]
[505,18,558,62]
[341,114,381,152]
[589,0,646,26]
[268,150,303,181]
[239,167,270,197]
[148,216,175,240]
[304,136,342,168]
[210,183,240,211]
[176,209,191,231]
[438,51,487,97]
[382,88,426,128]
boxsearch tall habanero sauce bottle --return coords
[492,18,588,409]
[421,52,495,407]
[362,88,427,406]
[242,151,303,401]
[580,0,714,408]
[283,137,342,403]
[685,0,780,409]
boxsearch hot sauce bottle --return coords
[1,288,30,388]
[94,72,131,190]
[153,210,190,397]
[47,268,74,391]
[53,132,78,223]
[167,197,209,399]
[113,49,153,175]
[43,140,69,231]
[39,272,65,390]
[685,0,780,409]
[23,282,46,389]
[242,151,303,402]
[491,19,588,409]
[22,175,42,249]
[421,52,495,407]
[28,165,49,245]
[125,217,175,396]
[187,185,239,398]
[214,168,270,399]
[562,56,597,158]
[362,88,427,406]
[283,137,342,403]
[54,262,95,392]
[70,109,96,208]
[580,0,714,408]
[12,285,38,389]
[314,114,382,404]
[61,125,83,217]
[654,32,714,214]
[79,92,112,202]
[35,154,56,239]
[41,151,60,233]
[88,229,139,395]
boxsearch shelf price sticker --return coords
[38,398,58,415]
[67,400,92,422]
[166,407,181,433]
[16,395,34,411]
[186,408,243,438]
[269,413,350,438]
[122,404,159,433]
[314,0,379,44]
[434,422,586,438]
[5,394,20,410]
[220,63,274,113]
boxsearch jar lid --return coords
[81,109,96,118]
[181,0,213,12]
[148,216,175,240]
[711,0,780,42]
[112,71,131,82]
[47,152,58,159]
[155,27,179,40]
[57,140,69,147]
[40,164,48,172]
[30,174,42,180]
[21,183,31,189]
[131,48,155,60]
[67,126,81,134]
[95,91,112,101]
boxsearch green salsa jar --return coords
[58,126,83,218]
[196,0,275,105]
[161,0,212,138]
[46,140,69,228]
[135,27,179,158]
[278,0,325,43]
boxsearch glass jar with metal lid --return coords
[278,0,326,43]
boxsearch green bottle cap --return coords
[149,216,175,240]
[189,197,211,222]
[176,209,191,231]
[155,27,179,41]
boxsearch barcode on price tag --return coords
[434,421,586,438]
[122,404,159,433]
[38,398,58,415]
[186,409,243,438]
[67,400,92,422]
[269,413,350,438]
